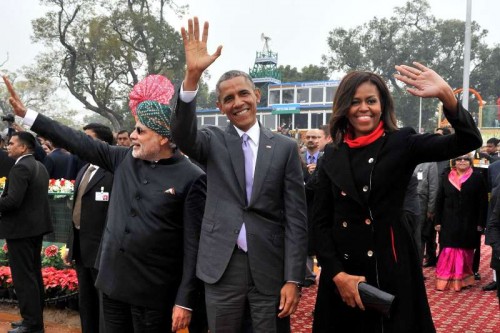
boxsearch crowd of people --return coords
[0,15,498,333]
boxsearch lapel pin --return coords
[266,145,272,149]
[165,188,176,195]
[341,191,347,196]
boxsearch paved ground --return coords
[0,308,80,333]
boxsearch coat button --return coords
[368,158,374,164]
[234,230,239,234]
[343,253,349,260]
[367,250,374,257]
[342,221,348,228]
[143,180,149,185]
[340,191,347,196]
[362,185,369,192]
[365,219,371,225]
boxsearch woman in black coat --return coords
[434,155,488,291]
[312,63,482,333]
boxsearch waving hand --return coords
[181,17,223,91]
[394,62,457,112]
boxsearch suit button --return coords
[365,219,371,225]
[119,248,125,253]
[343,253,349,260]
[131,210,137,217]
[151,164,156,169]
[342,221,348,228]
[125,228,130,234]
[362,185,369,192]
[135,195,141,200]
[234,230,239,234]
[143,180,148,185]
[368,158,374,164]
[367,250,374,257]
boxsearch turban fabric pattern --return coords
[129,74,175,138]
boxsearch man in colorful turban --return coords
[4,75,207,333]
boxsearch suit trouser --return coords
[102,293,173,333]
[204,247,290,333]
[7,236,44,329]
[74,257,102,333]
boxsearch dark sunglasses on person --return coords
[135,126,145,135]
[454,157,470,162]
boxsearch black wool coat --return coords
[435,169,488,249]
[312,104,481,333]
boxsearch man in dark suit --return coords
[300,129,323,287]
[172,17,307,332]
[66,123,114,333]
[0,132,53,333]
[43,143,72,179]
[0,148,15,177]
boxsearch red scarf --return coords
[344,121,385,148]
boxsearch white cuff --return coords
[174,304,193,312]
[22,109,39,129]
[180,82,198,103]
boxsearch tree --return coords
[0,71,83,132]
[278,64,329,82]
[322,0,496,131]
[31,0,189,131]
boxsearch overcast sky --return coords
[0,0,498,92]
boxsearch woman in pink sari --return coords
[434,154,488,291]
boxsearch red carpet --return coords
[291,238,500,332]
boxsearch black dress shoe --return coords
[474,272,481,281]
[8,326,44,333]
[11,320,23,328]
[482,281,497,291]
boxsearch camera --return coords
[1,114,15,124]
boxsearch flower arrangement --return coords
[0,244,78,301]
[0,266,12,289]
[0,243,8,266]
[42,267,78,298]
[48,178,75,193]
[41,244,66,270]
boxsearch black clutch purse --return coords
[358,282,395,318]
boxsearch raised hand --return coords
[394,62,457,112]
[181,17,223,90]
[2,76,27,117]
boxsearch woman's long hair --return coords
[329,71,398,148]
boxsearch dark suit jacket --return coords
[0,150,14,178]
[0,155,52,239]
[486,185,500,270]
[67,165,114,268]
[44,148,72,179]
[172,97,308,295]
[30,114,206,310]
